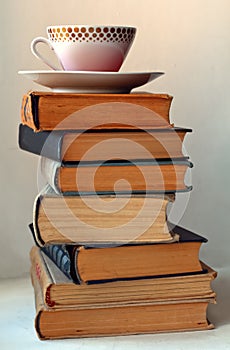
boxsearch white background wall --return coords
[1,0,229,278]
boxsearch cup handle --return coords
[30,37,61,71]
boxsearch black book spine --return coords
[31,94,40,130]
[18,124,63,161]
[41,244,84,284]
[41,245,73,281]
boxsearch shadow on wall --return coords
[207,267,230,327]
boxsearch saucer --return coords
[18,70,164,93]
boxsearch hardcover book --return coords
[31,268,215,340]
[19,124,192,162]
[30,245,217,308]
[39,157,193,195]
[21,91,174,131]
[32,189,176,246]
[30,223,208,283]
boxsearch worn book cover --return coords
[21,91,174,131]
[30,245,217,309]
[32,189,176,246]
[29,222,208,283]
[31,266,215,340]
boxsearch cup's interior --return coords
[47,25,136,44]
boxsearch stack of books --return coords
[18,91,217,340]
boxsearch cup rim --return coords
[47,25,137,31]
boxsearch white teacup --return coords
[31,25,136,71]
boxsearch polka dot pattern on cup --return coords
[47,26,136,43]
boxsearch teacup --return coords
[31,25,136,71]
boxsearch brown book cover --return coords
[39,157,193,195]
[31,268,215,340]
[30,245,217,309]
[21,91,174,131]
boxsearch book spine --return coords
[30,246,56,308]
[21,92,39,131]
[41,245,74,282]
[32,185,61,246]
[40,157,61,194]
[32,195,46,247]
[18,124,63,162]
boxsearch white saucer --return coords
[18,70,164,93]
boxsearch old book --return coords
[21,91,174,131]
[32,189,176,246]
[30,223,207,283]
[30,245,217,309]
[19,124,192,162]
[31,270,215,339]
[39,157,193,194]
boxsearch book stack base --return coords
[18,91,217,340]
[31,246,216,340]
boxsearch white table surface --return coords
[0,265,229,350]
